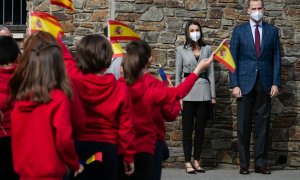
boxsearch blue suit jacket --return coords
[229,21,281,95]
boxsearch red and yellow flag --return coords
[29,11,64,38]
[213,39,236,73]
[85,152,103,165]
[111,41,125,58]
[108,19,140,41]
[51,0,74,11]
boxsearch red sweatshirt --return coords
[59,40,135,163]
[143,73,181,141]
[0,65,16,138]
[11,89,79,179]
[124,73,198,154]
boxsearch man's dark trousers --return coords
[237,75,271,169]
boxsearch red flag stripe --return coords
[110,36,141,41]
[51,0,74,10]
[108,20,131,27]
[213,54,235,73]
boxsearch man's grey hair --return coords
[0,25,9,31]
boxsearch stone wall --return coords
[28,0,300,169]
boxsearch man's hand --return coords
[232,87,242,98]
[270,85,279,97]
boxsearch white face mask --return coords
[250,11,263,22]
[190,32,201,42]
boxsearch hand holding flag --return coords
[74,164,84,177]
[158,66,173,87]
[213,39,236,73]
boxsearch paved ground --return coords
[161,168,300,180]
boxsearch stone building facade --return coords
[27,0,300,169]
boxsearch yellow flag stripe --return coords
[108,20,140,41]
[29,16,64,38]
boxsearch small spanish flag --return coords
[108,19,140,41]
[29,11,64,38]
[213,39,236,73]
[111,41,125,58]
[158,67,173,87]
[83,152,103,165]
[51,0,75,11]
[158,67,168,81]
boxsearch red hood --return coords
[0,65,16,93]
[15,100,39,112]
[76,73,118,105]
[127,76,147,103]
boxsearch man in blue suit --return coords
[229,0,281,175]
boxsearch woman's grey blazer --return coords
[175,45,216,101]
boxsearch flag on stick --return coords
[213,39,236,73]
[51,0,75,11]
[108,19,140,41]
[29,11,64,38]
[111,41,125,58]
[158,67,173,87]
[82,152,103,165]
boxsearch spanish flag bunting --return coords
[85,152,103,165]
[29,11,64,38]
[111,41,125,58]
[50,0,75,11]
[108,19,140,41]
[213,39,236,73]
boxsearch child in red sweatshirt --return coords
[120,40,213,180]
[59,34,135,180]
[0,35,20,180]
[9,32,83,180]
[143,72,181,180]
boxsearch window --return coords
[0,0,26,33]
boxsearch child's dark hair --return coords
[0,36,20,65]
[9,31,72,103]
[75,34,113,74]
[184,19,206,50]
[122,40,151,85]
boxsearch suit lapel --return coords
[260,22,269,56]
[245,22,256,57]
[185,46,199,67]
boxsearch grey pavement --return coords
[161,168,300,180]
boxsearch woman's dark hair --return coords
[0,36,20,65]
[122,40,151,85]
[75,34,113,74]
[9,31,72,103]
[247,0,264,8]
[184,19,206,50]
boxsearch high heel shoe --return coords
[193,160,205,173]
[185,162,196,174]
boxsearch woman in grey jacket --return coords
[175,20,216,174]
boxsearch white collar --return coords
[250,19,262,27]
